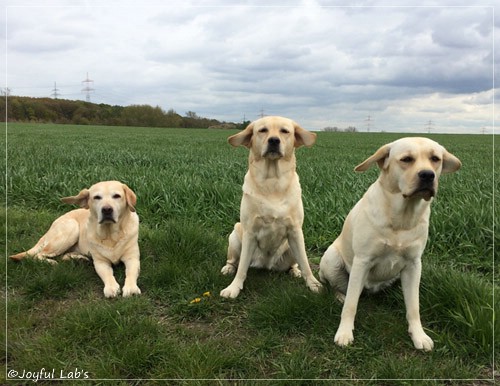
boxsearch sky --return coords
[1,0,497,134]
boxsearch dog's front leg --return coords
[401,259,434,351]
[122,252,141,297]
[335,257,369,347]
[93,259,121,298]
[220,233,257,299]
[288,229,322,292]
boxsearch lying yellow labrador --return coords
[10,181,141,298]
[220,116,322,298]
[319,137,461,351]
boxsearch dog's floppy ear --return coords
[355,143,391,172]
[294,122,316,148]
[442,149,461,173]
[228,122,254,148]
[122,184,137,212]
[61,189,90,208]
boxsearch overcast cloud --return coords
[2,0,497,133]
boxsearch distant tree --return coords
[323,126,340,132]
[0,96,235,129]
[164,109,183,127]
[344,126,357,132]
[238,120,251,130]
[122,105,168,127]
[185,111,199,119]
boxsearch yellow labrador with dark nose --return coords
[319,137,461,351]
[10,181,141,298]
[220,116,322,299]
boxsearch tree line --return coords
[0,96,241,129]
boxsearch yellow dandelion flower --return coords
[190,297,201,304]
[203,291,211,297]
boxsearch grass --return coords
[2,123,498,384]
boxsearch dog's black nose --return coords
[101,206,113,216]
[268,137,280,146]
[418,170,435,181]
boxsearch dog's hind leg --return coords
[220,230,258,299]
[10,216,80,264]
[62,252,89,262]
[319,243,349,297]
[221,223,242,276]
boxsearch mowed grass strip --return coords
[3,123,497,382]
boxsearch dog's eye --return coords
[280,128,290,134]
[112,194,121,199]
[430,156,441,162]
[93,195,102,200]
[400,156,414,163]
[258,127,268,133]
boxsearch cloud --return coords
[2,1,496,133]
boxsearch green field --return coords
[3,123,498,384]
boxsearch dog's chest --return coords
[253,214,290,253]
[89,238,125,263]
[86,227,134,264]
[242,173,303,255]
[368,234,423,281]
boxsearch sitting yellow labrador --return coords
[220,116,322,299]
[10,181,141,298]
[319,137,461,351]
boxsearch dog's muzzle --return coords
[263,137,283,159]
[100,206,116,224]
[404,170,436,201]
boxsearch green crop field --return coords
[2,123,498,384]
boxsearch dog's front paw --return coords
[122,284,141,297]
[103,283,121,298]
[220,284,241,299]
[334,327,354,347]
[306,277,323,293]
[409,329,434,351]
[221,264,236,275]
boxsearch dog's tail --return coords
[10,251,28,261]
[10,239,46,261]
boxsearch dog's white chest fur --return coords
[253,214,290,257]
[86,213,139,265]
[363,240,414,291]
[245,192,296,264]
